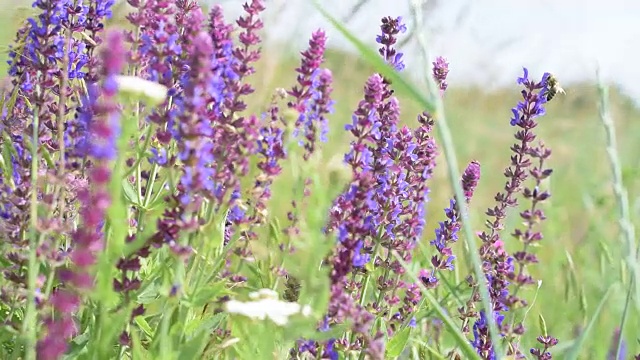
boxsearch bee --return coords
[545,73,565,101]
[283,275,301,302]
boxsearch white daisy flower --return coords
[224,289,312,326]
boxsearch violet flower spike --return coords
[152,31,217,256]
[289,30,333,160]
[530,335,559,360]
[432,56,450,91]
[130,0,205,162]
[37,29,124,360]
[468,68,550,357]
[510,68,549,126]
[175,32,217,204]
[377,16,407,71]
[428,161,481,282]
[206,3,262,211]
[250,98,287,225]
[462,160,481,203]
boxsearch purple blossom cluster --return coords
[463,68,557,358]
[1,0,114,331]
[125,0,201,156]
[426,160,481,288]
[149,1,267,258]
[37,29,124,360]
[377,16,407,71]
[316,16,447,356]
[288,30,334,160]
[0,0,567,358]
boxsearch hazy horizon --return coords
[213,0,640,106]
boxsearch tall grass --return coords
[0,1,639,359]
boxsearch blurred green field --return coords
[2,4,640,358]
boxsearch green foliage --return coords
[1,2,640,359]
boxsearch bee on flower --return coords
[545,73,565,102]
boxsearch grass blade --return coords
[597,69,638,359]
[563,284,614,360]
[406,0,504,356]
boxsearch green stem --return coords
[143,163,160,207]
[596,71,638,360]
[373,246,393,307]
[358,239,382,307]
[23,72,42,360]
[409,0,504,357]
[190,202,218,290]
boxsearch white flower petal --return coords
[249,288,279,300]
[224,294,312,326]
[115,75,168,106]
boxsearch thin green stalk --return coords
[159,301,174,360]
[55,19,72,209]
[188,202,217,290]
[393,252,481,360]
[23,71,42,360]
[123,124,153,178]
[42,28,74,307]
[408,0,504,357]
[596,70,638,360]
[352,231,384,355]
[140,99,173,208]
[358,236,383,307]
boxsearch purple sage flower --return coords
[530,335,559,360]
[377,16,407,71]
[288,30,334,160]
[466,68,552,357]
[432,56,450,91]
[428,161,481,285]
[37,29,124,360]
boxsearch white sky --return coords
[213,0,640,105]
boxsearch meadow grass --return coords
[247,30,640,358]
[1,1,639,359]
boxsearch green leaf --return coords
[63,330,91,358]
[245,261,264,285]
[122,178,140,206]
[538,314,548,338]
[177,331,208,360]
[185,282,227,308]
[135,316,155,338]
[148,181,169,209]
[0,140,13,182]
[564,251,578,293]
[40,144,55,169]
[3,65,23,116]
[564,284,614,360]
[385,326,411,358]
[411,339,447,360]
[578,286,588,318]
[268,218,282,244]
[131,329,152,360]
[184,313,226,338]
[124,209,161,258]
[79,306,129,359]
